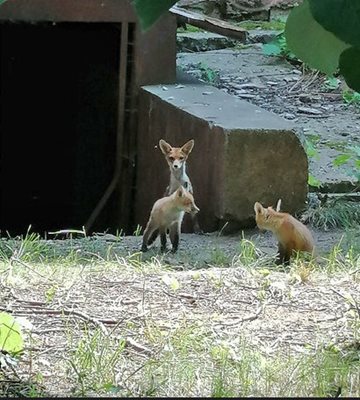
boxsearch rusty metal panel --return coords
[0,0,136,22]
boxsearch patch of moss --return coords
[177,23,205,33]
[323,140,348,152]
[236,19,286,31]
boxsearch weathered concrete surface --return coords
[135,81,308,233]
[176,30,278,53]
[178,47,360,194]
[177,31,238,52]
[247,29,279,44]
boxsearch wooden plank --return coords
[170,5,248,42]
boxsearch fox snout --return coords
[191,204,200,215]
[171,160,182,169]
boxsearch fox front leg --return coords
[169,222,180,253]
[276,242,291,266]
[160,228,167,253]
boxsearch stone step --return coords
[176,29,279,53]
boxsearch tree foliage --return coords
[132,0,178,30]
[130,0,360,92]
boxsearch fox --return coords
[159,138,202,234]
[141,186,200,253]
[254,201,315,265]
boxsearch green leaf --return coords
[349,146,360,158]
[355,160,360,169]
[339,47,360,93]
[132,0,177,31]
[309,0,360,48]
[333,154,351,167]
[304,139,319,160]
[285,0,349,75]
[308,174,321,188]
[323,76,341,90]
[0,312,24,354]
[262,42,282,56]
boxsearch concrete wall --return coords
[135,83,308,233]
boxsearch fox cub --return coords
[159,139,202,233]
[141,186,200,253]
[254,201,315,265]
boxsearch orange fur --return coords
[142,186,200,253]
[254,201,315,265]
[159,139,194,195]
[159,139,202,234]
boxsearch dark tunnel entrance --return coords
[0,22,121,236]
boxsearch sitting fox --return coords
[141,186,200,253]
[159,138,202,234]
[254,201,315,265]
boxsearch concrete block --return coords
[135,82,308,233]
[177,32,237,52]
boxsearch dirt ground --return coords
[105,227,354,268]
[1,229,359,396]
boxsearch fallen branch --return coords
[125,337,152,357]
[0,307,112,335]
[170,5,247,42]
[218,304,264,326]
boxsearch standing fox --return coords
[254,201,315,265]
[141,186,200,253]
[159,139,202,234]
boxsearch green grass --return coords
[131,335,360,397]
[68,327,126,396]
[302,199,360,231]
[195,62,220,84]
[209,246,230,266]
[342,89,360,106]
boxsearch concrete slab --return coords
[144,83,293,131]
[135,81,308,233]
[247,29,279,44]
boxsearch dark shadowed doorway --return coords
[0,22,120,236]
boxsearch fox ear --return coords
[181,139,194,155]
[254,202,264,215]
[177,186,184,197]
[159,139,172,155]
